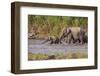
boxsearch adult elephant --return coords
[59,26,88,44]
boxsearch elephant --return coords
[28,26,39,39]
[78,29,88,44]
[28,31,39,39]
[42,27,87,45]
[81,32,88,44]
[42,36,62,44]
[59,27,88,44]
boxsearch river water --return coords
[28,39,87,55]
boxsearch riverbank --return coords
[28,51,88,60]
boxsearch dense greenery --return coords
[28,15,88,38]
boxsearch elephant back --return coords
[68,27,81,39]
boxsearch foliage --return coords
[28,15,88,38]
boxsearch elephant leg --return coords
[68,39,71,44]
[83,35,88,44]
[77,38,81,43]
[67,36,72,44]
[73,39,77,44]
[66,39,68,43]
[58,38,62,44]
[71,34,75,44]
[50,40,54,44]
[58,39,62,44]
[80,38,84,44]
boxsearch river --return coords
[28,39,87,55]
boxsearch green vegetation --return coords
[28,15,88,38]
[28,51,88,60]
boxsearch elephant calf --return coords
[42,36,62,44]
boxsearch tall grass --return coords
[28,15,88,38]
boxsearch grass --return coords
[28,51,88,61]
[28,53,48,60]
[28,15,88,38]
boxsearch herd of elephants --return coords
[29,27,88,45]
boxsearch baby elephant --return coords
[42,36,62,44]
